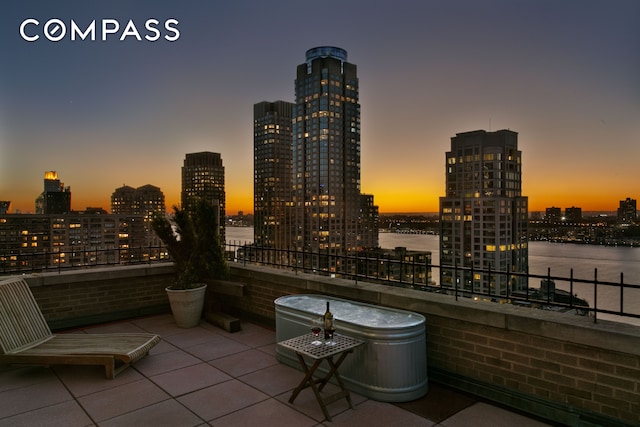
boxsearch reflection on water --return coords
[226,227,640,326]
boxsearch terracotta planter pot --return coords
[165,283,207,328]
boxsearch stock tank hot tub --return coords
[275,294,427,402]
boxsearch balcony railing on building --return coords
[2,241,639,324]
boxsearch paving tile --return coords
[149,338,179,355]
[258,342,278,356]
[81,321,147,334]
[150,363,232,397]
[54,363,144,397]
[177,379,269,421]
[330,399,434,427]
[0,378,72,419]
[100,398,203,427]
[131,314,175,330]
[275,383,368,422]
[184,336,250,361]
[133,349,201,377]
[238,363,302,397]
[226,324,276,348]
[210,398,317,427]
[440,402,552,427]
[210,348,279,377]
[0,366,57,392]
[77,378,169,422]
[162,327,223,349]
[138,318,192,337]
[0,399,94,427]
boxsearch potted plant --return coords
[152,199,229,328]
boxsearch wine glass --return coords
[310,317,323,345]
[325,325,336,346]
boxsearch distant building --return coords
[545,207,562,223]
[618,197,637,223]
[0,201,10,214]
[0,211,147,271]
[181,152,225,241]
[359,246,433,286]
[111,184,165,246]
[565,207,582,223]
[358,194,379,250]
[35,171,71,214]
[439,129,528,296]
[253,100,293,249]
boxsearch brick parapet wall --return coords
[17,263,640,425]
[24,264,174,330]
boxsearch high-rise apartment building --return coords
[292,46,376,261]
[565,206,582,223]
[439,130,528,296]
[181,152,225,241]
[618,197,637,224]
[0,211,146,271]
[253,101,294,248]
[545,207,562,223]
[0,201,10,214]
[35,171,71,214]
[111,184,166,246]
[358,194,379,249]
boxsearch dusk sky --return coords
[1,1,638,215]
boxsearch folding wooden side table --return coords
[278,333,364,421]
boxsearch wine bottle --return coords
[323,301,334,339]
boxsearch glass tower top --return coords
[305,46,347,65]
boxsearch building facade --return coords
[0,212,147,272]
[439,129,528,296]
[181,152,225,241]
[291,46,377,267]
[545,207,562,223]
[253,101,294,249]
[35,171,71,214]
[111,184,165,247]
[565,206,582,223]
[618,197,637,224]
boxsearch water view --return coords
[226,227,640,326]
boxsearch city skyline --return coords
[1,1,639,214]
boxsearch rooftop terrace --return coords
[0,314,550,426]
[1,262,639,426]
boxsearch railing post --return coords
[454,259,458,301]
[569,268,574,308]
[547,268,552,304]
[620,272,624,315]
[593,268,598,323]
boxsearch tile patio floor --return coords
[0,314,552,426]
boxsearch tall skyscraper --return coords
[253,101,294,248]
[35,171,71,214]
[181,152,225,241]
[292,46,376,260]
[439,129,528,296]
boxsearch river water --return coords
[226,227,640,326]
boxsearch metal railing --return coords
[225,241,640,324]
[2,242,639,324]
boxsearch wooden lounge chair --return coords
[0,278,161,379]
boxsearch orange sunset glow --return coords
[1,2,638,216]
